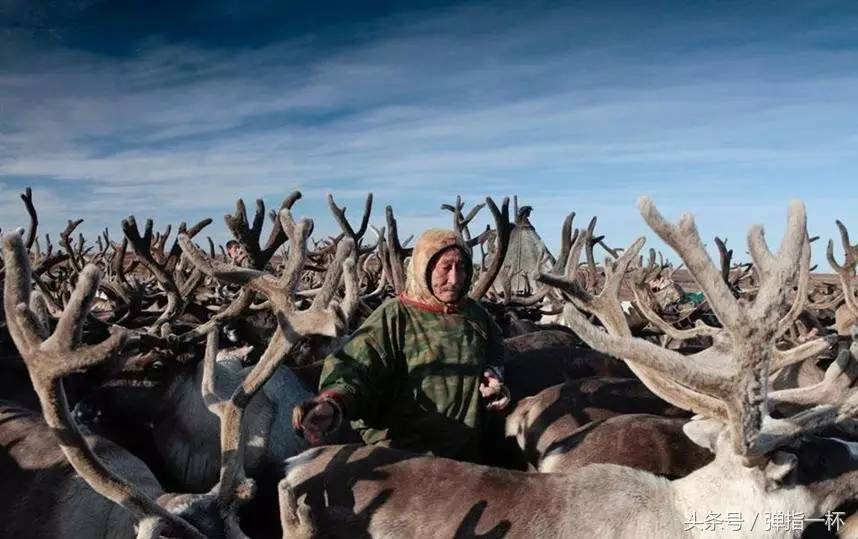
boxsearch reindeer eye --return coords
[151,360,165,371]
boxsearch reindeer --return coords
[280,198,858,539]
[0,201,359,537]
[77,340,314,493]
[72,193,368,494]
[1,232,220,538]
[502,329,632,403]
[504,377,705,475]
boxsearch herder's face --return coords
[430,248,467,304]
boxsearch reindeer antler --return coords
[539,198,840,458]
[122,216,211,327]
[328,192,374,252]
[179,207,359,339]
[827,220,858,322]
[442,195,486,248]
[1,232,206,538]
[469,197,511,300]
[178,193,302,342]
[382,205,412,295]
[20,187,38,251]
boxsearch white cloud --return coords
[1,3,857,267]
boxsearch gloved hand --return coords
[479,367,511,411]
[292,395,343,445]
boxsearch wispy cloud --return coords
[1,2,858,266]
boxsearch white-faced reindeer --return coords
[0,203,358,537]
[281,198,858,539]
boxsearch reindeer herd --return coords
[0,187,857,538]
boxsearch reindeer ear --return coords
[764,451,798,490]
[682,417,722,452]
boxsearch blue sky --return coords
[1,1,857,267]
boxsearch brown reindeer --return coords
[504,378,704,475]
[535,413,712,478]
[502,329,632,403]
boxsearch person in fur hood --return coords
[292,228,509,462]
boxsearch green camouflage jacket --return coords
[318,296,505,460]
[318,228,505,461]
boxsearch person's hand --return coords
[292,397,341,445]
[479,369,510,412]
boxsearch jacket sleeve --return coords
[317,314,394,420]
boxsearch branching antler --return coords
[442,195,486,248]
[538,223,728,419]
[827,220,858,321]
[182,205,362,534]
[20,187,38,251]
[225,192,302,269]
[177,193,303,342]
[769,339,858,409]
[382,206,412,295]
[1,232,205,538]
[539,229,645,337]
[328,193,374,252]
[629,248,720,341]
[179,207,359,339]
[539,198,842,458]
[59,219,85,273]
[122,216,211,326]
[469,197,511,300]
[754,331,858,454]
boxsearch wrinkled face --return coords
[430,248,467,303]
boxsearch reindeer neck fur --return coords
[670,444,837,539]
[0,404,163,538]
[57,433,165,539]
[795,437,858,517]
[152,365,223,491]
[153,360,277,491]
[259,363,312,464]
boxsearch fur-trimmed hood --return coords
[403,229,472,309]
